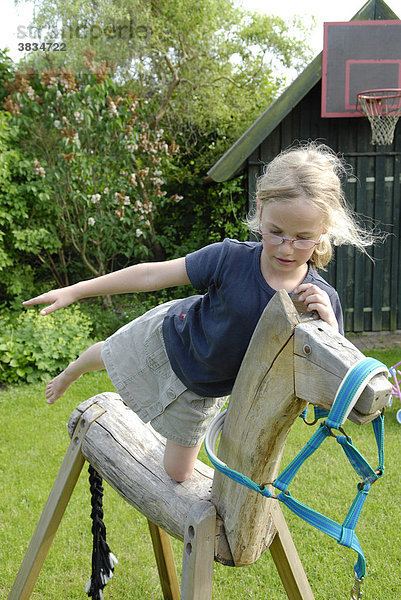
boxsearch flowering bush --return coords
[0,109,62,300]
[1,50,181,290]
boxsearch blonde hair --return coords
[247,142,376,270]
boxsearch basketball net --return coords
[357,89,401,145]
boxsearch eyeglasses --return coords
[258,219,322,250]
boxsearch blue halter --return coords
[205,357,388,585]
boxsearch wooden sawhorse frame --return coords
[8,394,314,600]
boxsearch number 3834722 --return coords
[18,42,67,52]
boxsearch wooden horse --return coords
[8,290,391,600]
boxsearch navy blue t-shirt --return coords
[162,239,343,397]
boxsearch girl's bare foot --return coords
[45,363,80,404]
[45,342,105,404]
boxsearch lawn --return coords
[1,346,401,600]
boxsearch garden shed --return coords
[207,0,401,333]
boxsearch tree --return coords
[0,109,61,300]
[19,0,313,154]
[1,50,181,301]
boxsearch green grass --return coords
[1,347,401,600]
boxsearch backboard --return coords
[321,20,401,118]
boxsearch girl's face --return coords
[258,197,326,283]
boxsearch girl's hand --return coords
[295,283,339,331]
[23,286,78,316]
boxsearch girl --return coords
[23,142,374,482]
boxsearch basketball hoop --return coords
[357,89,401,146]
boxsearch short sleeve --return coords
[185,241,229,290]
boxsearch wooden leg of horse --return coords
[148,520,180,600]
[180,501,216,600]
[269,502,315,600]
[8,404,105,600]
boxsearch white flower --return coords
[170,194,184,203]
[54,120,61,129]
[91,193,101,204]
[74,111,83,122]
[108,101,118,115]
[88,217,95,226]
[33,158,46,177]
[135,228,142,237]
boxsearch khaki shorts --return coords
[102,300,226,447]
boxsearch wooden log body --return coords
[68,393,214,543]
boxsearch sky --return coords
[0,0,400,63]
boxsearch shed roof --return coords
[207,0,400,183]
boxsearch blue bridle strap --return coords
[205,357,388,581]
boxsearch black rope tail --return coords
[86,465,118,600]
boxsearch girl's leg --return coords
[163,440,202,483]
[46,341,105,404]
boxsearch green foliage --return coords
[24,0,313,155]
[0,305,93,384]
[156,174,249,258]
[0,110,62,301]
[0,47,253,307]
[1,52,182,300]
[78,293,157,339]
[0,49,14,102]
[0,3,314,318]
[204,177,251,243]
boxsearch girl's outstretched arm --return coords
[23,257,190,316]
